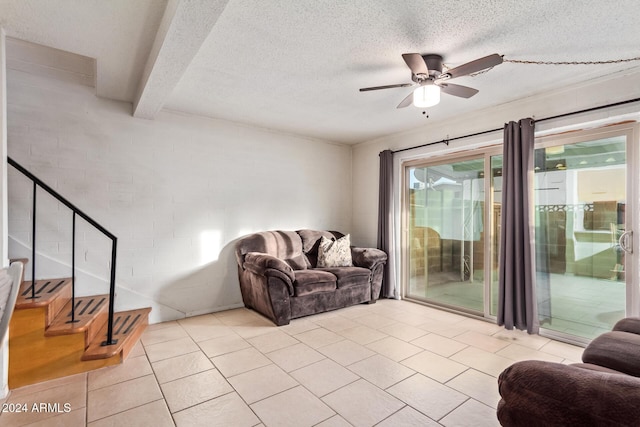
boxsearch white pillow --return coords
[317,234,353,267]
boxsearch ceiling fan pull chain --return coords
[504,56,640,65]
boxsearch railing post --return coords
[102,237,118,346]
[29,181,37,299]
[67,212,78,324]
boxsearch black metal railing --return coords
[8,157,118,346]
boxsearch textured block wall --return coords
[6,70,352,322]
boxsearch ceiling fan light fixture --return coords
[413,85,440,108]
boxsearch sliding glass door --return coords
[405,156,486,314]
[404,124,636,341]
[532,129,633,340]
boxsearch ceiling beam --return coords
[133,0,229,119]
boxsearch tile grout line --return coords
[86,398,167,425]
[173,319,269,425]
[84,343,174,425]
[85,372,156,393]
[370,405,409,426]
[84,371,89,425]
[436,396,472,423]
[144,329,178,427]
[169,390,236,417]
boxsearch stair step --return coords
[82,308,152,361]
[15,278,72,326]
[15,278,72,309]
[45,295,109,338]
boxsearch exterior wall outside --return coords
[6,69,353,323]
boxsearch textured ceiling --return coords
[0,0,165,101]
[2,0,640,144]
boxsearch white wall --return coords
[6,69,353,323]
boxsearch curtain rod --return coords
[392,97,640,154]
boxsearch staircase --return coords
[7,157,152,389]
[9,271,151,389]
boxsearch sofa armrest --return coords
[351,247,387,269]
[243,252,295,289]
[582,330,640,377]
[498,360,640,426]
[613,317,640,335]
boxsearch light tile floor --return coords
[0,299,585,426]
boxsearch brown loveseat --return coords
[497,317,640,426]
[235,230,387,325]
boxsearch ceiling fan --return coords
[359,53,503,108]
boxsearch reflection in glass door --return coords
[406,157,485,313]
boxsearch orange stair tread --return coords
[15,278,72,309]
[46,295,110,336]
[83,308,151,360]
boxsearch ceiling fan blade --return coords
[444,53,503,79]
[438,83,479,98]
[396,91,414,108]
[359,83,414,92]
[402,53,429,75]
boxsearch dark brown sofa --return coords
[497,317,640,426]
[235,230,387,325]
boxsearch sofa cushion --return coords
[582,330,640,377]
[297,229,344,267]
[235,230,305,266]
[315,266,370,289]
[284,254,309,270]
[317,235,353,267]
[293,270,337,296]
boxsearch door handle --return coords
[619,230,633,254]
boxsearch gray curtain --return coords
[377,149,396,298]
[498,118,539,333]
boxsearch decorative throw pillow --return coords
[317,234,352,267]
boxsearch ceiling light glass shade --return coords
[413,85,441,108]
